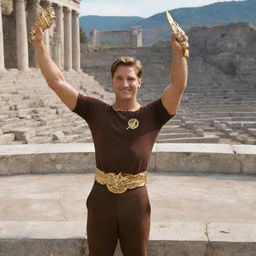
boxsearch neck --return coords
[114,99,141,111]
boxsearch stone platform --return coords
[0,143,256,255]
[0,173,256,256]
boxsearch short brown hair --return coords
[111,56,142,78]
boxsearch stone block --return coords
[10,128,35,141]
[206,223,256,256]
[195,128,204,136]
[185,121,197,129]
[216,123,226,130]
[0,106,10,111]
[226,122,242,128]
[231,145,256,174]
[0,143,96,175]
[0,134,15,145]
[52,131,65,141]
[155,143,241,174]
[148,144,157,172]
[9,110,18,118]
[0,238,85,256]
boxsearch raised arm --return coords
[31,25,78,110]
[161,32,188,115]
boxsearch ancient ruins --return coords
[0,1,255,146]
[0,2,256,255]
[1,0,80,70]
[89,26,142,47]
[83,22,256,145]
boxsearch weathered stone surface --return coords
[206,223,256,256]
[155,143,242,174]
[90,27,142,47]
[0,143,96,175]
[231,145,256,174]
[9,128,35,141]
[0,133,15,144]
[1,173,256,255]
[52,131,65,141]
[148,240,207,256]
[0,143,255,176]
[0,238,86,256]
[1,0,13,15]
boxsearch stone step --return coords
[196,112,256,118]
[27,136,53,144]
[225,121,256,129]
[158,132,195,139]
[73,137,93,143]
[0,134,15,144]
[156,135,219,143]
[247,128,256,136]
[1,172,255,255]
[160,127,190,133]
[199,127,216,132]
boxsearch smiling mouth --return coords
[120,89,131,93]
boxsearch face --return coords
[112,65,141,101]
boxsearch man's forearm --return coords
[35,42,65,89]
[170,50,188,92]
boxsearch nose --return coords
[122,79,129,87]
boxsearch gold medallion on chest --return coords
[127,118,139,130]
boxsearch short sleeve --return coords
[148,98,176,129]
[72,92,105,123]
[72,93,90,121]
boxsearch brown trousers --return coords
[86,181,151,256]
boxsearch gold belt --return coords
[95,168,147,194]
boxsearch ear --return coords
[137,78,142,88]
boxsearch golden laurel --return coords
[28,7,56,43]
[127,118,139,130]
[165,11,189,58]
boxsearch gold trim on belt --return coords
[95,168,147,194]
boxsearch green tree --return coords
[80,27,88,44]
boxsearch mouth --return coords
[119,89,131,94]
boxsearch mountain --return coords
[79,0,256,45]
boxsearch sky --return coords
[80,0,244,18]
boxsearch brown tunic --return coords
[72,93,175,174]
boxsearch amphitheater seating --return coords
[0,69,112,145]
[1,50,256,145]
[83,51,256,145]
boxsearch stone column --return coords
[41,1,51,51]
[55,5,64,69]
[31,0,41,68]
[0,2,5,70]
[63,7,72,71]
[90,29,97,46]
[16,0,29,70]
[72,11,80,71]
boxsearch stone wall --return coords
[188,22,256,84]
[90,26,142,47]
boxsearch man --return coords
[31,24,188,256]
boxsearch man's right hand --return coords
[29,25,45,49]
